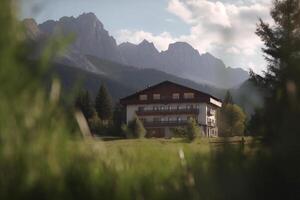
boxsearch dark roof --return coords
[120,80,222,102]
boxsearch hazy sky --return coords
[21,0,273,73]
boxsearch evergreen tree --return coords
[251,0,300,141]
[112,103,125,136]
[223,90,234,105]
[75,90,94,120]
[95,84,113,121]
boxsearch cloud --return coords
[115,0,272,72]
[116,30,176,51]
[167,0,194,23]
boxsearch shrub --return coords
[88,115,103,135]
[170,119,201,141]
[126,116,146,139]
[186,118,201,141]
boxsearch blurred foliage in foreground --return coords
[0,0,299,199]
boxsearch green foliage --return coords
[170,127,187,138]
[112,103,125,136]
[220,104,246,137]
[126,116,146,138]
[223,90,234,105]
[95,84,113,120]
[74,90,95,119]
[252,0,300,142]
[186,119,201,141]
[88,115,103,134]
[170,119,201,141]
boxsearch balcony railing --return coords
[143,120,191,127]
[136,108,199,116]
[207,109,216,116]
[207,121,216,127]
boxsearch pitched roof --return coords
[120,80,222,103]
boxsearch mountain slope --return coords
[120,41,249,88]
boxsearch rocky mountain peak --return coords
[138,40,159,54]
[167,42,199,56]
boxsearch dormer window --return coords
[172,93,180,99]
[184,93,194,99]
[139,94,148,101]
[153,94,160,100]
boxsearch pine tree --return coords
[112,103,125,136]
[75,90,94,120]
[223,90,234,105]
[251,0,300,141]
[95,84,113,121]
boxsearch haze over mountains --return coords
[27,12,248,89]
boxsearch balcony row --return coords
[136,107,199,116]
[142,120,191,127]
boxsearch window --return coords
[153,94,160,100]
[139,94,148,101]
[172,93,180,99]
[184,93,194,99]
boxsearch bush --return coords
[88,115,103,135]
[170,127,187,138]
[170,119,201,141]
[186,118,201,141]
[219,104,246,137]
[125,116,146,139]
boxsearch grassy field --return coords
[67,137,256,199]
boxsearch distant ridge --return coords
[23,12,249,89]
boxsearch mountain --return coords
[38,13,124,64]
[120,41,249,88]
[119,40,161,68]
[46,57,226,105]
[25,13,248,89]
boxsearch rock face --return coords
[38,13,124,63]
[24,12,249,89]
[119,40,161,68]
[120,41,249,88]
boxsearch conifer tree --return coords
[223,90,234,105]
[251,0,300,141]
[112,103,125,135]
[95,84,113,121]
[75,90,94,120]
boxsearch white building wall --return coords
[125,102,219,137]
[126,105,139,123]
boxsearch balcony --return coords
[207,109,216,116]
[143,120,191,127]
[207,121,216,127]
[136,107,199,116]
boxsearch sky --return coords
[20,0,273,73]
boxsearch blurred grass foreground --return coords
[0,0,299,200]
